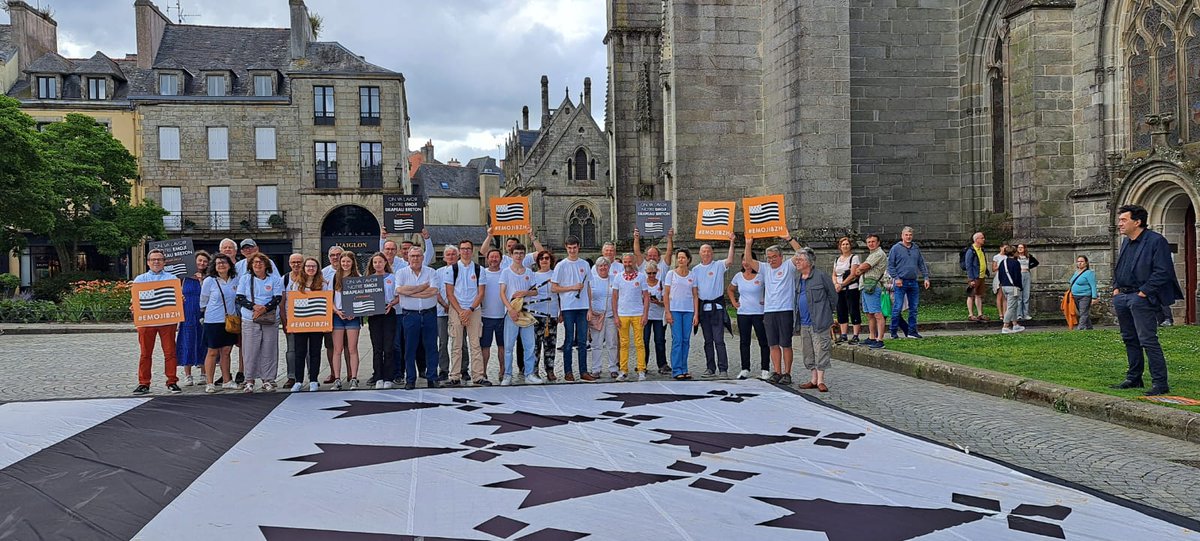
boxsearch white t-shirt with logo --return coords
[644,280,665,321]
[553,258,592,311]
[731,272,765,316]
[589,272,613,315]
[692,260,728,301]
[757,260,796,313]
[611,272,648,317]
[529,269,559,317]
[500,266,535,315]
[664,268,697,313]
[450,261,483,308]
[480,268,506,319]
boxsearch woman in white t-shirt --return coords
[832,237,862,344]
[728,254,768,380]
[287,257,328,392]
[992,243,1009,318]
[643,261,668,375]
[529,250,560,381]
[663,248,699,380]
[588,257,618,379]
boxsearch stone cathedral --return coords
[604,0,1198,322]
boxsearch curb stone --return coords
[833,344,1200,445]
[0,324,135,335]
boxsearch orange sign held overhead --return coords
[695,201,736,240]
[742,194,787,239]
[286,290,334,333]
[491,196,532,234]
[131,280,184,327]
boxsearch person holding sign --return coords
[396,245,442,390]
[663,248,699,380]
[499,243,544,386]
[331,251,363,390]
[199,253,238,393]
[633,227,673,273]
[552,235,593,382]
[287,257,328,392]
[131,248,182,395]
[235,253,283,393]
[694,232,737,378]
[611,253,649,381]
[366,252,400,389]
[744,232,804,385]
[177,251,211,387]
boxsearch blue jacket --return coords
[965,247,986,281]
[887,242,931,281]
[1114,229,1184,306]
[997,257,1022,289]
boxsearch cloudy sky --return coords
[4,0,608,163]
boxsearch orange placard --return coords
[131,280,184,327]
[695,201,736,240]
[491,196,532,234]
[742,194,787,239]
[286,290,334,333]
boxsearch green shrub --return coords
[58,280,132,322]
[0,273,18,297]
[0,299,59,322]
[30,270,113,302]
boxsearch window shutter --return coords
[255,127,276,160]
[207,127,228,160]
[208,186,230,229]
[257,186,278,227]
[161,187,182,230]
[159,127,180,160]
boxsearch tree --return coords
[0,96,55,254]
[38,113,166,272]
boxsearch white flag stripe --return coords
[393,219,414,229]
[495,203,526,222]
[164,264,188,276]
[293,298,328,318]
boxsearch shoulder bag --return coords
[217,279,242,334]
[251,275,278,326]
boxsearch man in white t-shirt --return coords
[499,243,545,386]
[480,227,542,269]
[552,235,593,381]
[611,253,649,381]
[694,232,737,378]
[632,227,674,273]
[744,232,803,385]
[234,238,280,278]
[479,249,506,385]
[445,238,487,386]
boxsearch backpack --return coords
[959,246,973,272]
[451,261,481,288]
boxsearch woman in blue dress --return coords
[176,251,211,386]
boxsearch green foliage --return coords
[57,280,131,322]
[0,96,55,253]
[0,299,58,323]
[979,211,1014,244]
[29,270,112,302]
[0,273,18,296]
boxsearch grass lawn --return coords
[884,326,1200,410]
[727,299,1004,323]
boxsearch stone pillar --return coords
[1005,0,1077,239]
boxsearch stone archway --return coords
[320,205,381,273]
[1120,167,1199,323]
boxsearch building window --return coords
[254,75,273,96]
[36,77,57,99]
[209,186,230,229]
[158,127,180,160]
[255,127,276,160]
[573,148,589,180]
[314,85,335,125]
[257,186,278,228]
[207,127,228,160]
[206,75,226,96]
[359,86,380,125]
[315,142,338,188]
[568,205,597,249]
[359,142,383,188]
[989,42,1007,214]
[1126,7,1200,149]
[159,73,178,96]
[87,78,106,100]
[161,187,182,231]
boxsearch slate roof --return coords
[0,25,15,63]
[24,52,75,73]
[427,225,487,248]
[74,52,125,80]
[297,42,394,74]
[517,130,538,152]
[413,163,479,198]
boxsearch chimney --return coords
[521,106,529,130]
[583,77,591,113]
[7,0,58,73]
[540,75,549,129]
[289,0,313,60]
[422,140,435,163]
[133,0,171,69]
[448,158,461,167]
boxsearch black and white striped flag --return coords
[701,208,731,227]
[137,286,177,311]
[748,202,781,225]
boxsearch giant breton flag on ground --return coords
[491,196,532,234]
[130,280,184,327]
[0,380,1194,540]
[695,201,736,240]
[742,194,787,239]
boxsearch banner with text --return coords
[742,194,787,239]
[383,195,424,234]
[131,280,185,327]
[635,201,672,237]
[148,238,196,279]
[695,201,736,240]
[490,196,532,234]
[285,290,334,333]
[341,275,389,318]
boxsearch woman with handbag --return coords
[331,251,363,390]
[289,257,328,391]
[832,237,862,344]
[997,245,1024,334]
[588,257,618,379]
[199,253,238,393]
[235,253,284,392]
[178,251,211,386]
[663,249,699,380]
[1068,255,1098,330]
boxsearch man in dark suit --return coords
[1110,204,1184,396]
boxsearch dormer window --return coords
[253,74,273,96]
[87,78,107,100]
[36,76,57,99]
[206,74,227,97]
[159,73,179,96]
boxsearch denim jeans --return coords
[643,319,667,370]
[503,317,537,377]
[669,311,693,376]
[889,280,920,335]
[1113,293,1169,388]
[1018,273,1032,319]
[401,309,439,384]
[561,309,589,375]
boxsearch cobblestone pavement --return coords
[2,328,1198,520]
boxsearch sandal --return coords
[817,383,829,392]
[674,373,693,381]
[967,315,979,322]
[798,382,818,389]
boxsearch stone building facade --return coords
[607,0,1199,323]
[502,76,612,251]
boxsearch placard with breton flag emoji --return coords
[340,275,389,318]
[742,194,787,239]
[491,196,531,234]
[130,280,184,327]
[148,238,196,279]
[636,200,672,237]
[286,290,333,333]
[383,195,423,234]
[695,201,736,240]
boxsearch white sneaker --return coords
[761,370,771,380]
[1001,327,1013,334]
[242,383,255,393]
[308,382,319,392]
[382,381,394,389]
[1011,325,1026,333]
[374,380,384,389]
[500,375,513,386]
[332,379,343,390]
[526,374,545,385]
[205,384,217,394]
[637,372,646,382]
[349,378,359,390]
[223,381,238,390]
[616,372,628,381]
[737,369,750,380]
[291,383,303,392]
[184,374,195,387]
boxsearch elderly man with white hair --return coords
[743,232,803,385]
[792,248,837,392]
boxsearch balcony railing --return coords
[164,211,288,233]
[360,166,383,189]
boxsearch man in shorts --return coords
[743,232,803,385]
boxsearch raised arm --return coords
[530,232,545,255]
[666,228,674,261]
[422,230,434,266]
[742,236,757,270]
[722,231,737,267]
[480,226,495,256]
[633,228,644,267]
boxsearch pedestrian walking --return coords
[886,226,931,339]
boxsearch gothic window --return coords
[589,159,597,181]
[1125,3,1200,149]
[989,42,1007,213]
[1158,26,1179,143]
[573,148,589,181]
[1130,36,1153,150]
[568,205,597,249]
[1187,17,1200,142]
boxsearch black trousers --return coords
[836,289,862,325]
[369,314,396,383]
[292,332,323,383]
[737,314,770,371]
[643,319,666,370]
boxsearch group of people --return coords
[963,232,1043,333]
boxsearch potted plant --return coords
[267,214,286,229]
